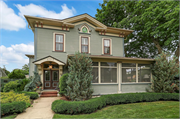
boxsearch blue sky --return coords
[0,0,103,72]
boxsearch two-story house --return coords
[25,14,154,95]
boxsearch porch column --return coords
[59,65,63,79]
[118,63,122,93]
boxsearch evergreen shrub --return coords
[151,52,179,93]
[17,78,30,91]
[59,73,68,96]
[8,69,25,79]
[18,91,39,99]
[3,80,19,92]
[1,101,26,116]
[52,93,179,115]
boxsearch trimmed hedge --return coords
[59,73,68,95]
[1,101,26,116]
[52,93,179,115]
[18,91,39,99]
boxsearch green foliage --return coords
[0,76,9,80]
[24,72,42,92]
[1,91,31,107]
[151,52,179,93]
[17,91,39,99]
[52,93,179,115]
[59,73,68,95]
[8,69,25,79]
[96,1,179,59]
[17,79,30,91]
[3,80,19,92]
[22,64,29,75]
[1,101,26,116]
[66,52,93,101]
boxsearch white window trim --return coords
[122,63,152,83]
[53,32,66,52]
[102,38,112,55]
[79,35,90,53]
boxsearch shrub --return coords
[0,76,9,80]
[59,73,68,96]
[51,93,179,115]
[66,52,93,101]
[1,101,26,116]
[3,80,19,92]
[151,52,179,93]
[8,69,25,79]
[17,78,30,91]
[1,91,31,107]
[18,91,39,99]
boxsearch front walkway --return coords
[15,97,61,119]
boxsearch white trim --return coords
[79,35,91,53]
[98,62,101,83]
[53,32,66,52]
[119,63,122,93]
[102,38,112,55]
[136,63,138,83]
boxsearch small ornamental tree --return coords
[151,52,179,93]
[66,52,94,101]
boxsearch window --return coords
[81,37,89,53]
[104,39,110,55]
[55,34,64,52]
[138,64,151,82]
[82,27,88,33]
[92,62,98,83]
[101,62,117,83]
[122,63,136,83]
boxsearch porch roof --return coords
[33,56,66,65]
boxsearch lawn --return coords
[1,114,17,119]
[53,101,179,118]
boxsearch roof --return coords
[25,54,34,58]
[25,13,134,37]
[68,54,155,62]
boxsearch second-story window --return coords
[104,39,110,55]
[81,37,88,53]
[55,34,64,52]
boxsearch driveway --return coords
[15,97,61,119]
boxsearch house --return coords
[25,13,154,95]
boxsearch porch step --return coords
[40,91,58,97]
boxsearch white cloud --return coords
[0,43,34,71]
[15,3,76,19]
[0,0,26,31]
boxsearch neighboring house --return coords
[25,13,154,95]
[0,67,7,78]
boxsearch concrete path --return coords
[15,97,61,119]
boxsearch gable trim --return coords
[33,56,65,65]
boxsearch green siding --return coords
[121,84,151,93]
[92,84,118,95]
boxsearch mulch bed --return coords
[60,96,71,101]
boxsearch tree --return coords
[151,52,179,93]
[66,52,94,101]
[96,0,179,60]
[22,64,29,75]
[8,69,25,79]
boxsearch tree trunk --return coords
[152,38,162,54]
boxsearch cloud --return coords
[15,3,76,19]
[0,0,26,31]
[0,43,34,70]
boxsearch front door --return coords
[44,70,59,89]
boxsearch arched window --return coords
[82,27,88,33]
[80,24,90,33]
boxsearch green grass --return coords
[1,114,17,119]
[53,101,179,118]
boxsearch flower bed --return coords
[52,93,179,115]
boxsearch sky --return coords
[0,0,103,72]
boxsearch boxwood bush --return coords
[52,93,179,115]
[59,73,68,96]
[18,91,39,99]
[1,101,26,116]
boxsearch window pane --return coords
[92,67,98,83]
[82,45,88,53]
[45,71,50,81]
[138,69,151,82]
[56,43,63,51]
[138,64,151,68]
[101,68,117,83]
[92,62,98,66]
[53,65,59,69]
[52,71,58,81]
[122,63,136,67]
[56,35,63,43]
[122,68,136,82]
[104,47,110,54]
[82,37,88,45]
[104,40,110,46]
[101,62,117,67]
